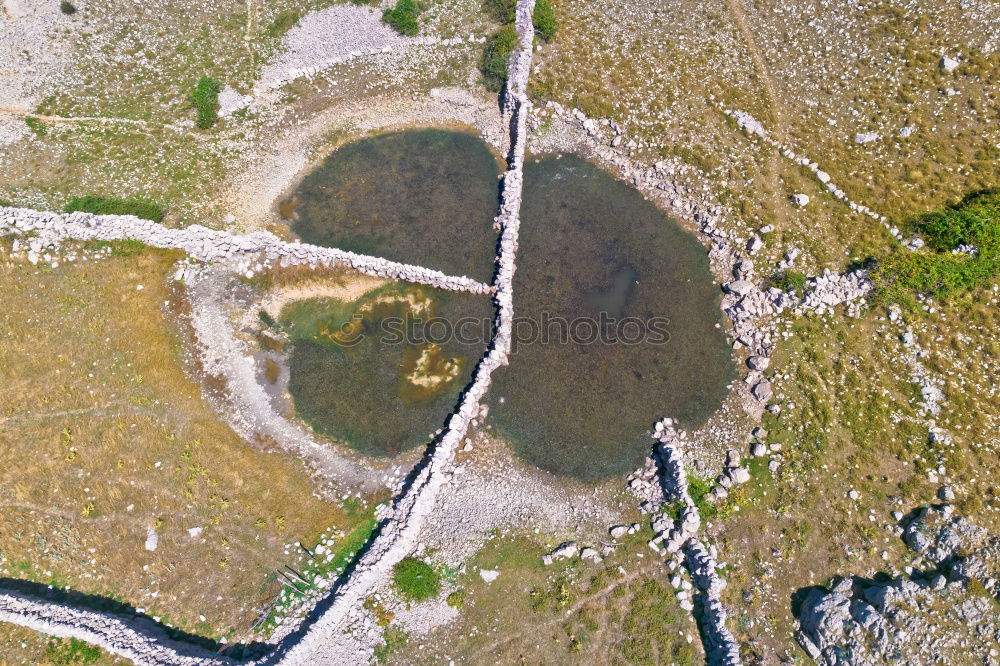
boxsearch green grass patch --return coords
[771,270,808,295]
[63,195,165,222]
[24,117,48,136]
[82,239,148,257]
[393,556,441,602]
[872,190,999,303]
[373,626,409,663]
[43,637,102,665]
[191,76,221,130]
[484,0,515,23]
[265,10,300,38]
[619,579,697,665]
[446,588,466,608]
[481,24,518,91]
[59,1,76,15]
[382,0,422,36]
[533,0,557,40]
[687,473,717,520]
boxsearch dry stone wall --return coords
[0,587,234,665]
[0,208,491,294]
[648,420,743,666]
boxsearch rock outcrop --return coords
[796,505,1000,664]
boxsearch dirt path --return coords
[724,0,782,133]
[0,107,148,126]
[725,0,791,230]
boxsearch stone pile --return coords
[0,207,491,294]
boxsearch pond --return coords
[282,130,733,478]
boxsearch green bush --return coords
[59,1,76,15]
[392,557,441,602]
[533,0,557,40]
[481,24,518,91]
[382,0,422,36]
[64,195,165,222]
[871,190,999,303]
[191,76,221,130]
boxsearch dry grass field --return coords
[0,244,369,660]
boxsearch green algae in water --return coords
[487,155,735,480]
[289,129,502,283]
[283,283,493,457]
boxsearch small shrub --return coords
[259,309,277,328]
[191,76,221,130]
[966,577,997,604]
[481,24,518,91]
[373,626,409,663]
[25,117,48,136]
[445,588,466,608]
[59,1,76,15]
[64,195,164,222]
[533,0,557,40]
[266,9,300,38]
[687,473,717,519]
[393,556,441,602]
[382,0,422,36]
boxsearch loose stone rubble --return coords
[796,504,1000,664]
[0,207,490,294]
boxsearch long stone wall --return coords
[270,2,536,662]
[0,586,233,666]
[0,208,491,294]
